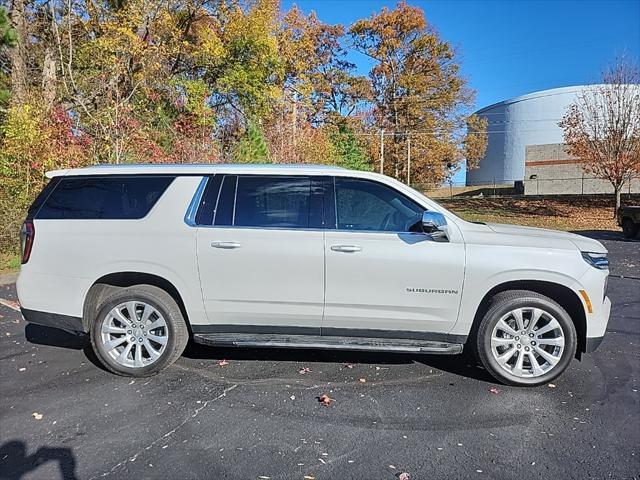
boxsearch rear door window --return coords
[233,176,311,229]
[36,176,175,220]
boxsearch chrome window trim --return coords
[183,176,209,227]
[192,223,430,236]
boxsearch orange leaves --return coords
[348,1,474,185]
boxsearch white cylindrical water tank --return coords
[466,86,594,186]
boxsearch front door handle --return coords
[331,244,362,253]
[211,241,242,249]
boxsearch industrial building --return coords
[466,85,640,195]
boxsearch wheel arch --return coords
[82,272,192,333]
[470,280,587,359]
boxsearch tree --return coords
[560,58,640,215]
[233,119,270,163]
[279,7,369,125]
[349,1,486,184]
[331,124,371,171]
[0,6,17,110]
[7,0,27,105]
[206,0,283,120]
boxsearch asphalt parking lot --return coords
[1,233,638,480]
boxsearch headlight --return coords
[582,251,609,270]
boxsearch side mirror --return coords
[422,211,448,236]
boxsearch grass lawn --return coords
[437,196,621,233]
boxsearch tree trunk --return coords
[613,185,621,218]
[9,0,27,106]
[42,45,57,110]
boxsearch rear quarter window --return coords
[36,176,175,220]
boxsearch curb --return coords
[0,272,19,286]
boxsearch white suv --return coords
[17,164,611,386]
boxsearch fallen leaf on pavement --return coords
[344,364,354,369]
[303,476,315,480]
[489,387,499,394]
[32,413,43,420]
[548,383,556,388]
[218,360,229,367]
[359,378,366,383]
[318,394,333,406]
[299,367,310,374]
[398,473,410,480]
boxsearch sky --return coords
[281,0,640,182]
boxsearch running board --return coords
[192,333,463,355]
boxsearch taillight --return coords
[20,220,35,264]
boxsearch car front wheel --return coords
[90,284,188,377]
[476,290,577,387]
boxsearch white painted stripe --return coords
[0,298,21,312]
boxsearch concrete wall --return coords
[523,143,640,195]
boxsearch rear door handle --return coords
[211,241,241,249]
[331,244,362,253]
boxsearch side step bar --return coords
[193,333,463,355]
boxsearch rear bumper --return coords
[21,308,85,333]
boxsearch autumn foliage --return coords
[1,0,487,252]
[560,59,640,215]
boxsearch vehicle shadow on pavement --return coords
[24,325,496,383]
[24,324,87,350]
[24,324,108,373]
[0,440,79,480]
[183,341,497,383]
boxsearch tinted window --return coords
[334,178,423,232]
[27,177,61,219]
[195,175,223,226]
[234,176,311,229]
[214,175,236,226]
[37,176,175,220]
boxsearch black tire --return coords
[475,290,577,387]
[621,219,639,239]
[90,284,188,377]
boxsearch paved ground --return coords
[1,233,638,480]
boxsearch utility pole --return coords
[379,129,385,174]
[292,90,298,148]
[406,135,411,186]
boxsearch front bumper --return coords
[585,335,605,353]
[581,295,611,354]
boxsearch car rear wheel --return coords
[476,290,577,387]
[91,285,188,377]
[621,219,639,239]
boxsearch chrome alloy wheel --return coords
[100,301,168,368]
[490,307,565,378]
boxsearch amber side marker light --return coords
[579,290,593,314]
